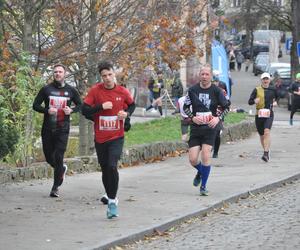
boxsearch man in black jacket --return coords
[33,64,82,197]
[183,65,230,196]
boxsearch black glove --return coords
[124,117,131,132]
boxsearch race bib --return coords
[196,112,212,124]
[99,116,120,131]
[49,96,68,109]
[258,109,270,118]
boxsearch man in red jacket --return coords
[82,61,135,219]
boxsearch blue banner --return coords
[211,40,230,96]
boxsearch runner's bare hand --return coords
[102,101,113,110]
[208,116,220,128]
[117,110,128,119]
[63,106,73,115]
[192,116,202,125]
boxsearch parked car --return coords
[253,53,269,76]
[271,68,292,106]
[240,44,269,59]
[265,62,290,77]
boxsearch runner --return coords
[33,64,82,198]
[248,72,278,162]
[183,65,230,196]
[212,70,231,158]
[289,72,300,125]
[81,61,135,219]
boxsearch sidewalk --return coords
[0,121,300,250]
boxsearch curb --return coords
[0,120,256,184]
[95,172,300,250]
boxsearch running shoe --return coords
[107,202,118,219]
[193,172,201,187]
[58,164,68,186]
[100,194,108,205]
[200,187,208,196]
[50,187,59,198]
[261,151,269,162]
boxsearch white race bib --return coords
[49,96,68,109]
[258,109,270,118]
[196,112,212,124]
[99,116,120,131]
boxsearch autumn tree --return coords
[0,0,210,160]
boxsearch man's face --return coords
[53,66,66,82]
[200,67,212,86]
[100,68,115,88]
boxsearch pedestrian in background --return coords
[289,72,300,125]
[82,61,135,219]
[229,50,236,71]
[248,72,278,162]
[178,95,191,142]
[212,70,231,158]
[236,51,244,71]
[245,57,251,72]
[183,65,230,196]
[145,71,164,116]
[171,71,183,114]
[33,64,82,198]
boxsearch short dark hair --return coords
[98,61,114,74]
[53,63,66,71]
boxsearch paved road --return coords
[123,180,300,250]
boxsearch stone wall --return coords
[0,120,256,184]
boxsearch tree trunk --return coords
[23,0,33,53]
[291,0,300,79]
[79,0,97,155]
[24,110,34,166]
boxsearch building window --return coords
[273,0,282,6]
[211,0,220,8]
[232,0,241,7]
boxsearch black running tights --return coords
[95,137,124,199]
[41,128,68,187]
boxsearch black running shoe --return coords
[100,194,108,205]
[58,164,68,186]
[261,151,269,162]
[50,187,59,198]
[193,172,201,187]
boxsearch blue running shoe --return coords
[200,187,208,196]
[107,202,118,219]
[193,172,201,187]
